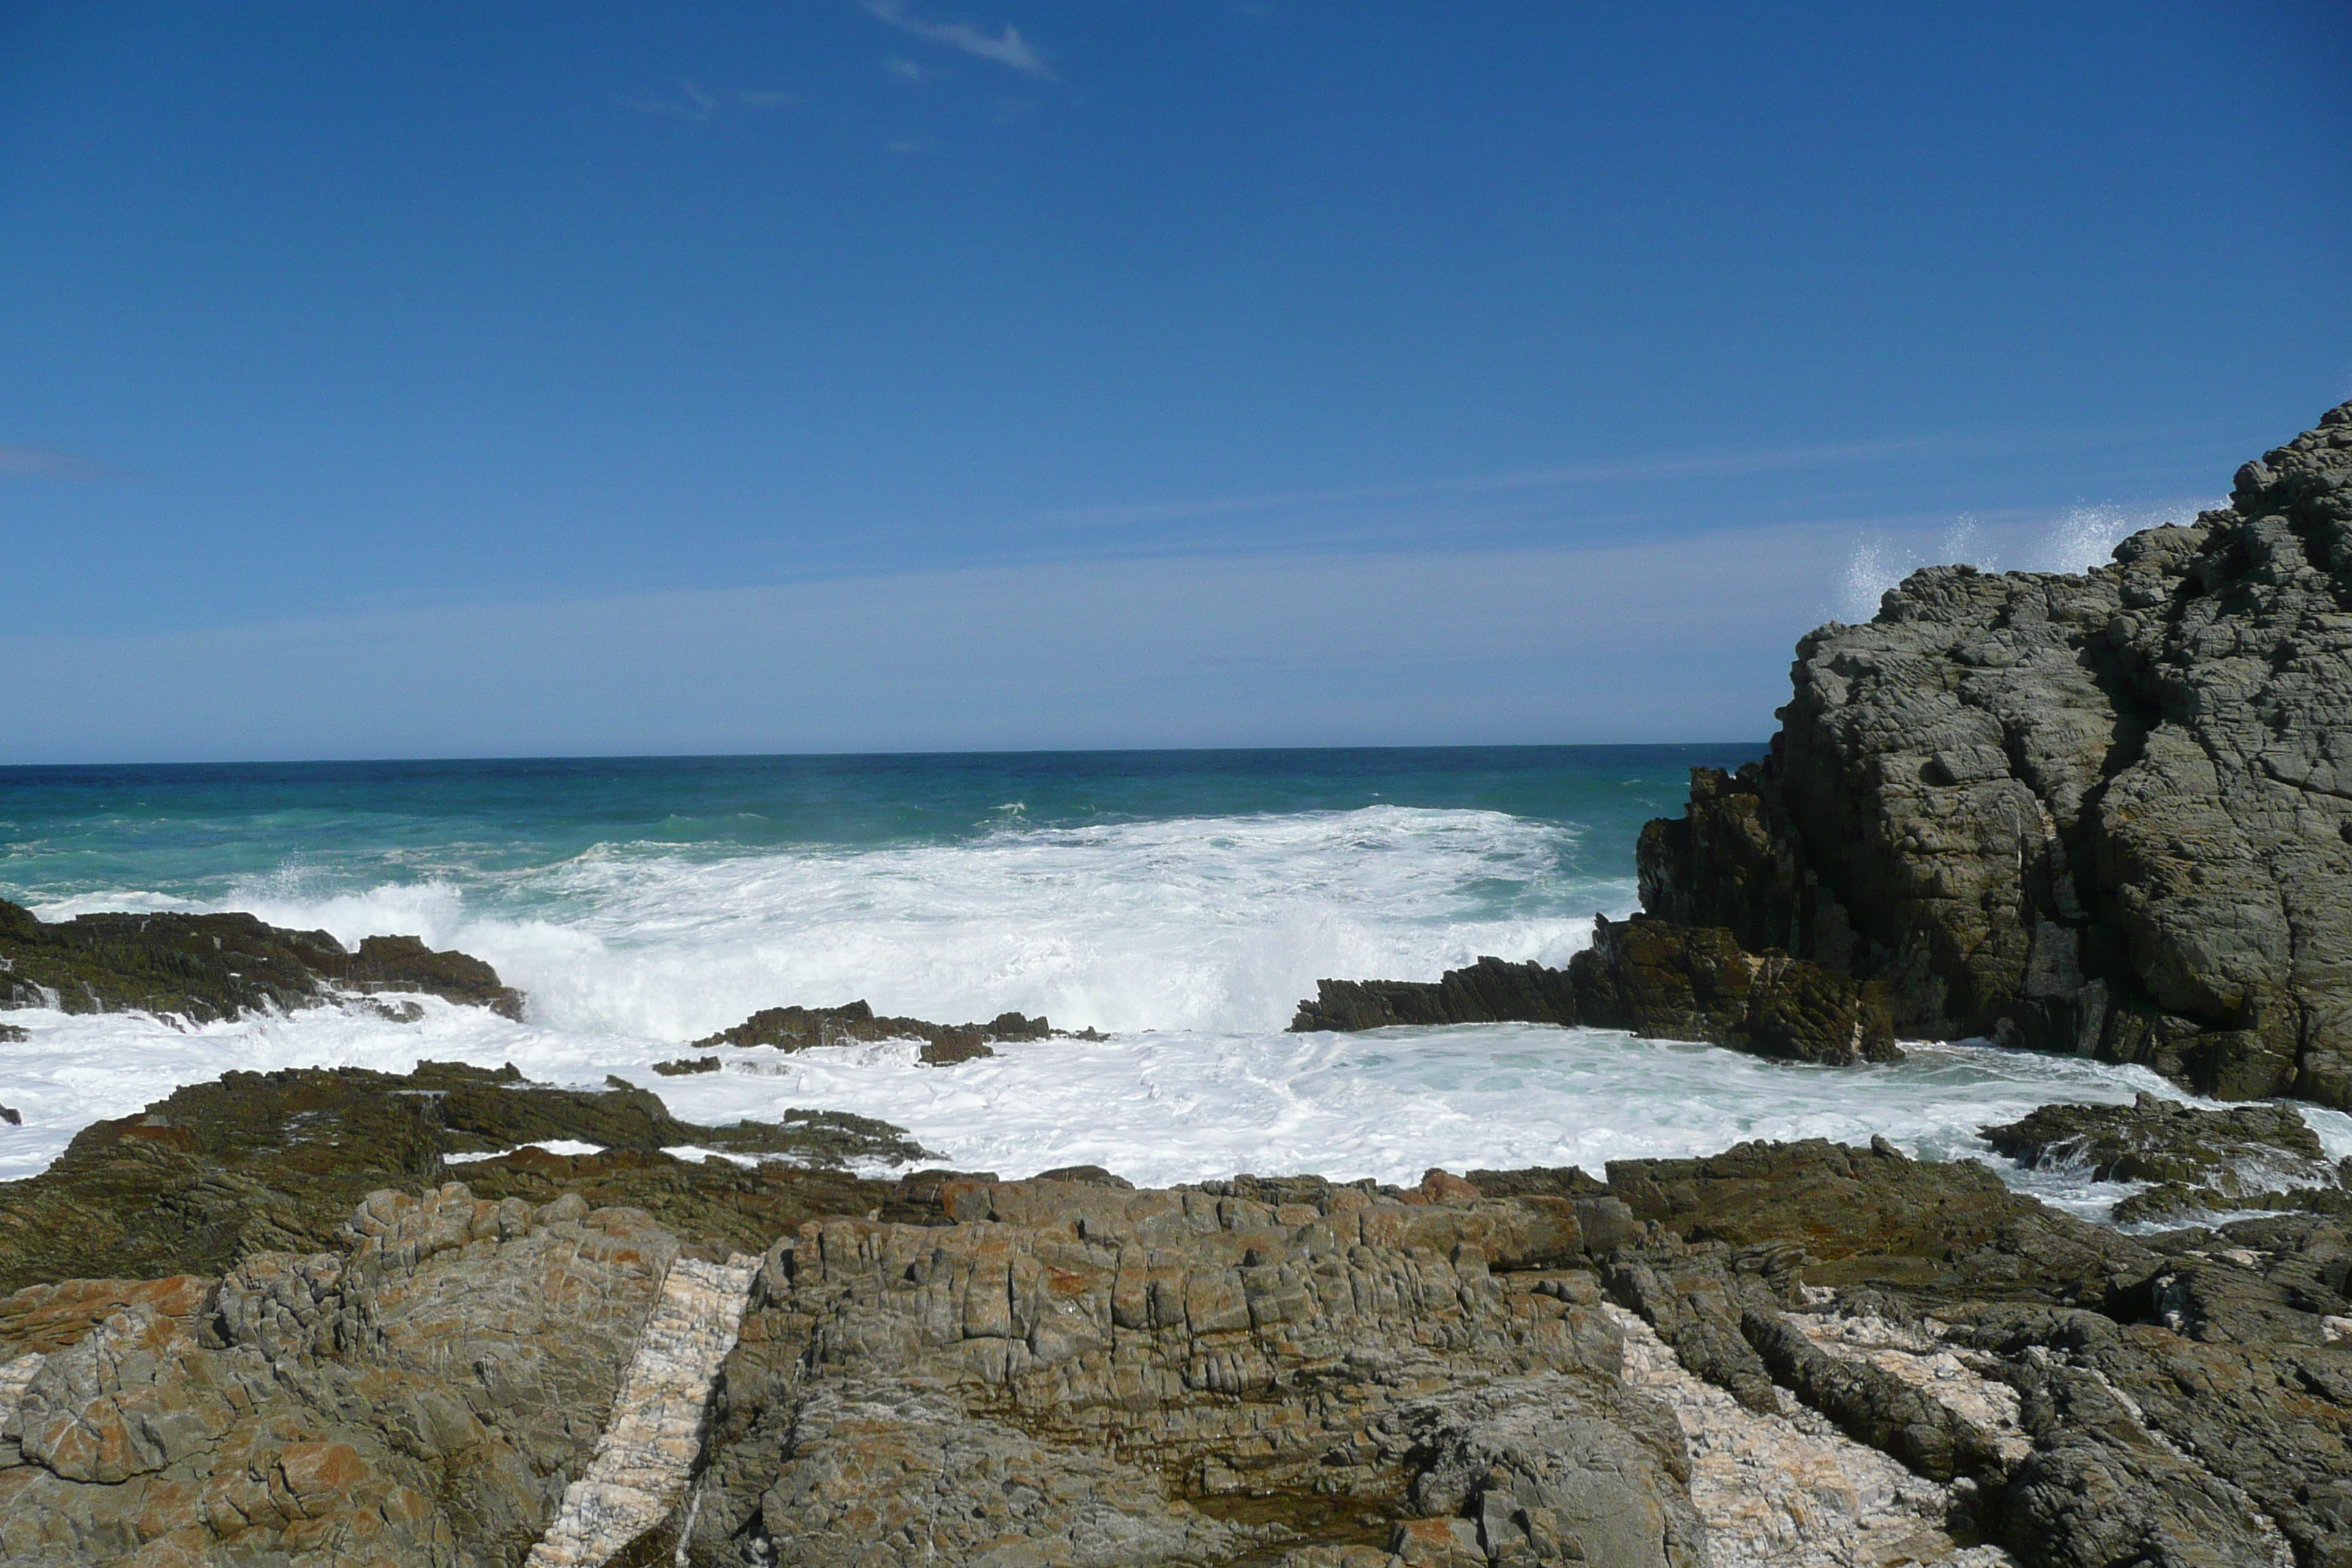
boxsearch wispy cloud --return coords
[863,0,1052,78]
[883,56,928,83]
[620,81,798,125]
[0,444,108,479]
[1035,437,1948,531]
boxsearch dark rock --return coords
[0,1109,15,1128]
[694,999,1064,1066]
[1290,915,1895,1065]
[0,1062,927,1292]
[1290,954,1582,1031]
[0,1025,24,1044]
[651,1054,722,1076]
[1983,1091,2342,1221]
[0,897,525,1022]
[1637,402,2352,1107]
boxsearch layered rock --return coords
[1291,916,1894,1066]
[682,1169,1697,1567]
[1640,402,2352,1106]
[694,999,1095,1066]
[0,898,526,1022]
[0,1183,680,1567]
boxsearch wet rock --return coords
[0,897,527,1022]
[1290,955,1583,1032]
[0,1063,926,1292]
[695,1000,1071,1066]
[652,1054,721,1075]
[1639,403,2352,1108]
[1983,1091,2345,1222]
[1290,916,1895,1066]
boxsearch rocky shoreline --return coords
[3,401,2350,1564]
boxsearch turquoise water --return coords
[0,745,1757,915]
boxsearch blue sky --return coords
[3,1,2348,761]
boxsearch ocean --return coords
[4,746,2342,1213]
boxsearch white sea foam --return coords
[36,807,1616,1042]
[0,990,2309,1221]
[4,802,2315,1223]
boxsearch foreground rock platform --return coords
[5,1066,2350,1567]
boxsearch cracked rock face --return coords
[685,1172,1689,1567]
[0,1183,676,1567]
[1641,401,2352,1107]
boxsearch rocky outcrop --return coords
[0,898,526,1022]
[694,999,1095,1066]
[1983,1092,2352,1225]
[1291,916,1895,1066]
[0,1063,927,1293]
[681,1169,1692,1568]
[1640,402,2352,1107]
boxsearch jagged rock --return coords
[651,1055,721,1076]
[0,897,525,1022]
[1640,403,2352,1107]
[694,999,1076,1066]
[1290,917,1894,1066]
[1983,1091,2346,1224]
[0,1063,926,1292]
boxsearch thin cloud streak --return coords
[620,82,798,124]
[864,0,1053,78]
[1035,437,1949,531]
[0,444,108,479]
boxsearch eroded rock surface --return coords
[0,1184,677,1567]
[1640,402,2352,1107]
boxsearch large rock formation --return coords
[1292,915,1896,1066]
[1640,402,2352,1106]
[0,899,526,1022]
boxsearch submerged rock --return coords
[1981,1092,2352,1225]
[694,998,1093,1066]
[1639,402,2352,1107]
[1290,914,1894,1065]
[0,897,526,1022]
